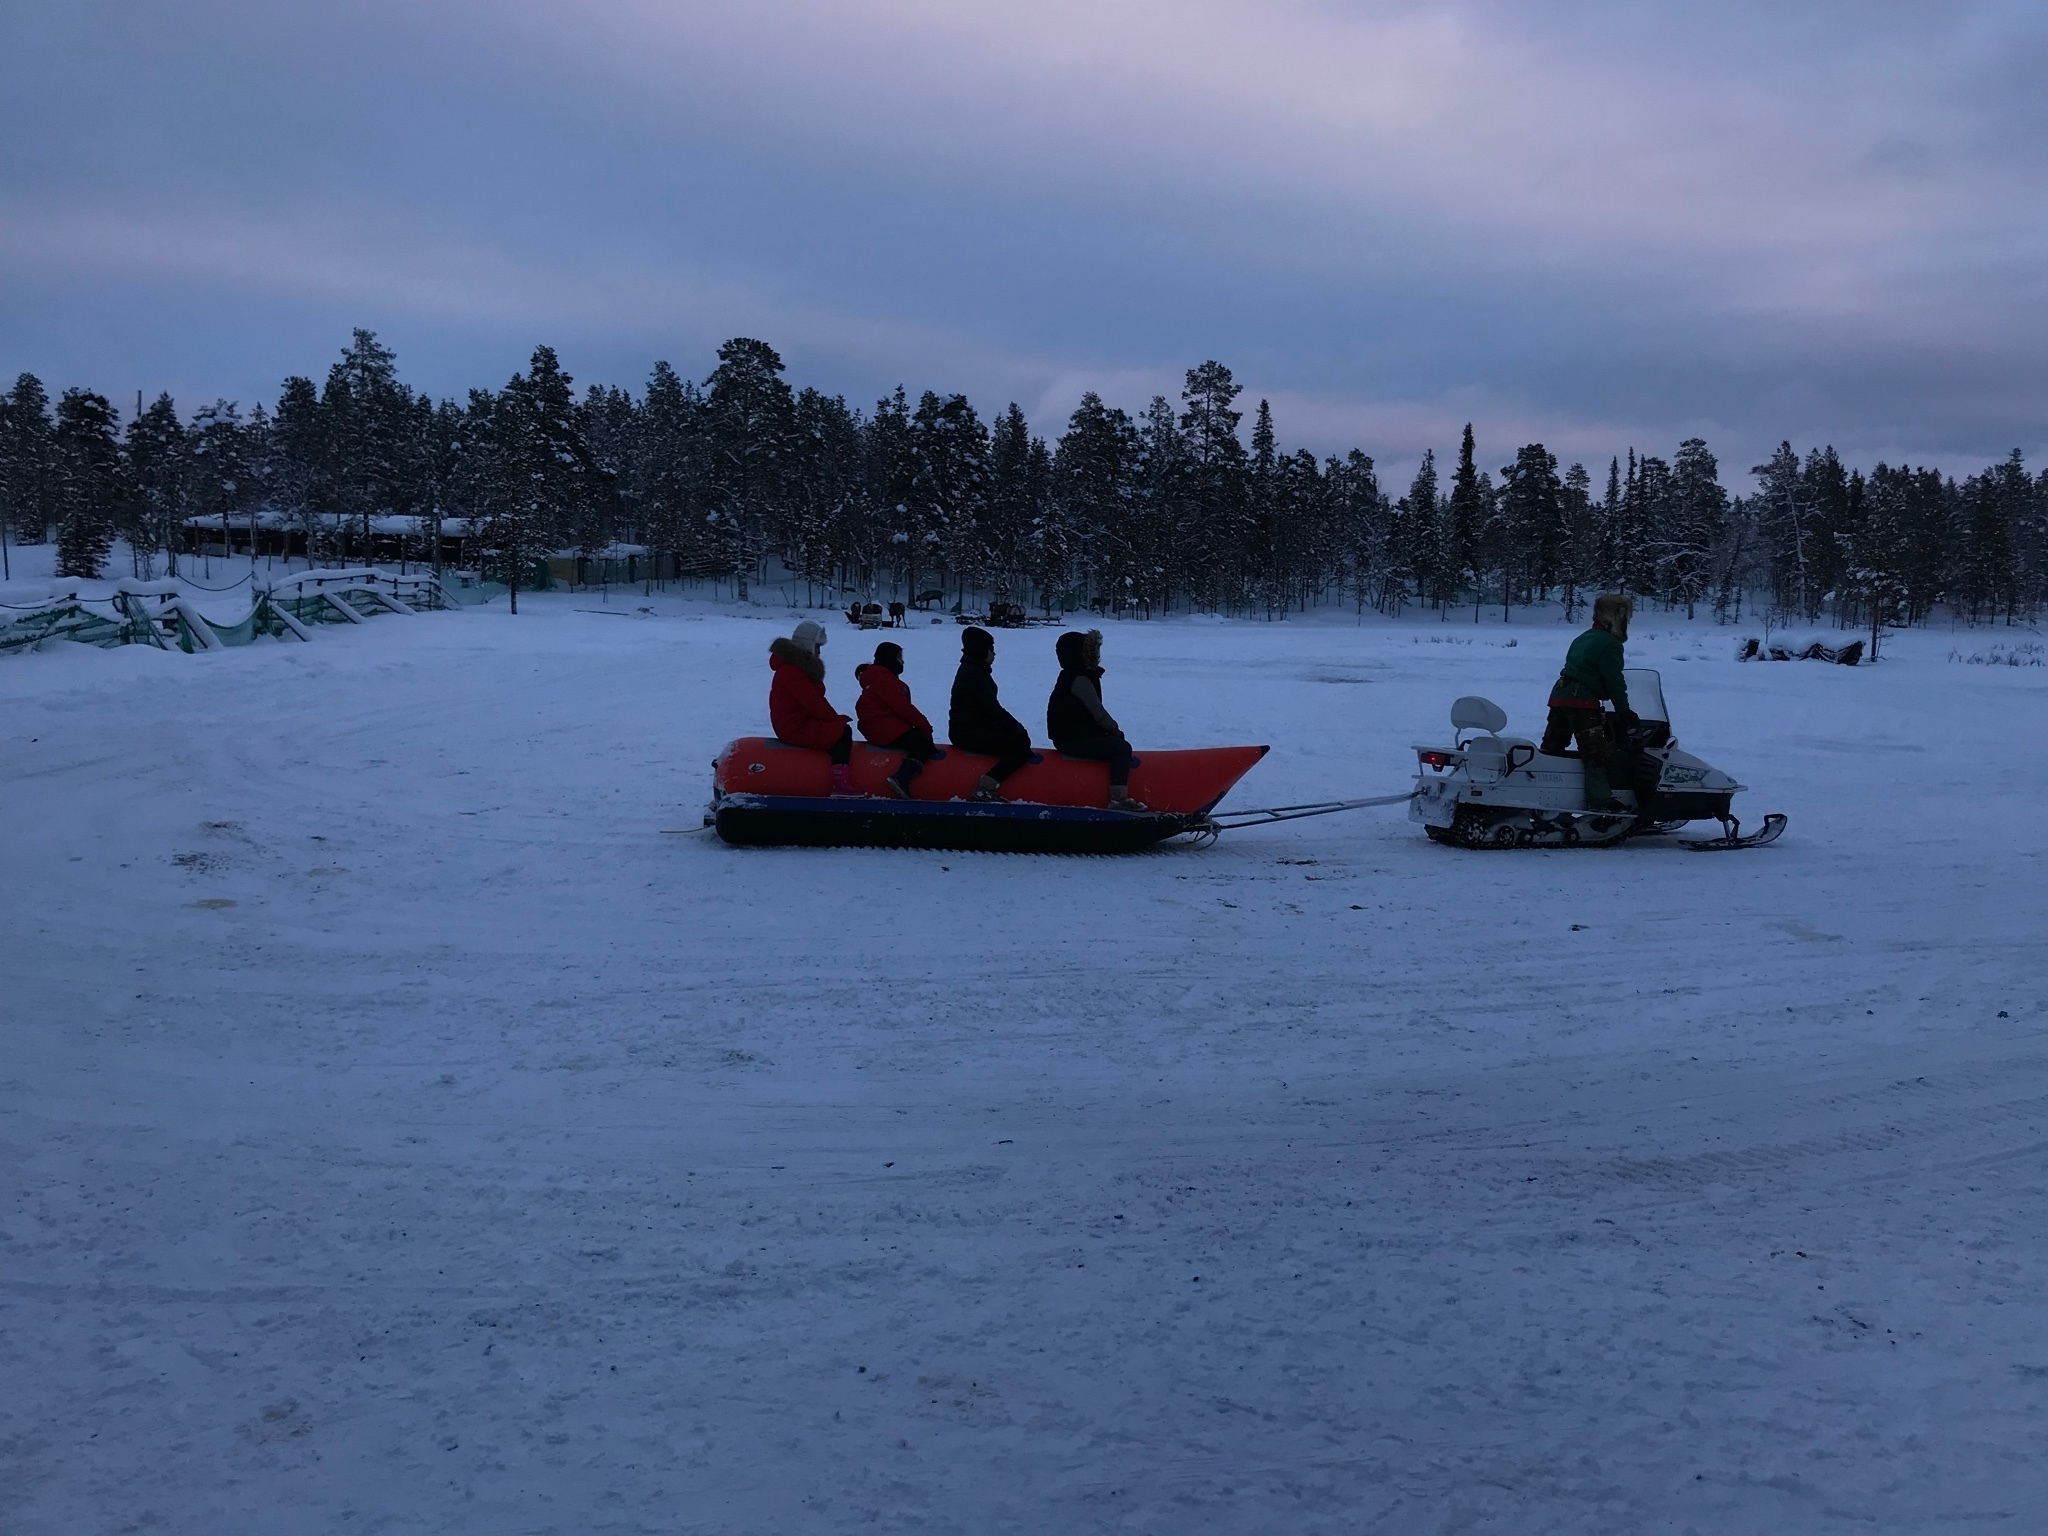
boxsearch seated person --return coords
[854,641,936,799]
[948,626,1032,802]
[1539,593,1633,812]
[1047,629,1145,811]
[768,619,856,796]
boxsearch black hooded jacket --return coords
[949,658,1025,746]
[1047,631,1121,748]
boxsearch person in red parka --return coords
[854,641,936,799]
[768,619,857,795]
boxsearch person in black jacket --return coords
[1047,629,1146,811]
[948,626,1032,801]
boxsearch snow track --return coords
[3,599,2046,1532]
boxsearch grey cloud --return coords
[2,0,2044,484]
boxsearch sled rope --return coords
[1203,789,1417,831]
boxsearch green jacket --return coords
[1550,624,1628,712]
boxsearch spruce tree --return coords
[1558,462,1594,620]
[1400,450,1445,609]
[1133,395,1188,615]
[1051,392,1137,612]
[188,400,253,570]
[270,375,330,563]
[909,391,990,608]
[1493,443,1561,619]
[704,338,795,600]
[53,389,124,579]
[1248,399,1278,613]
[1663,437,1727,619]
[985,403,1037,602]
[1178,362,1247,611]
[123,393,188,577]
[2,374,57,548]
[1841,464,1914,655]
[323,329,409,561]
[1446,425,1484,616]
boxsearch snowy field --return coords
[4,582,2047,1534]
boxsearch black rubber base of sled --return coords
[712,794,1200,854]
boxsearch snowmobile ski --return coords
[1679,812,1787,851]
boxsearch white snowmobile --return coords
[1409,668,1786,850]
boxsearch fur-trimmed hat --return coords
[790,618,827,655]
[1592,594,1632,641]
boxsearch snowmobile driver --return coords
[1540,593,1635,813]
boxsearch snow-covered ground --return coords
[4,584,2046,1534]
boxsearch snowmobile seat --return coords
[1451,696,1508,742]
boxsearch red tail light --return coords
[1419,749,1460,769]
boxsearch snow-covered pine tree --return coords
[188,400,254,572]
[1399,450,1445,610]
[322,329,409,562]
[1247,399,1278,614]
[54,389,124,579]
[122,393,188,578]
[909,392,991,610]
[1558,461,1594,621]
[1447,425,1485,617]
[788,386,864,605]
[704,339,794,601]
[1493,442,1561,620]
[1132,395,1187,615]
[637,362,717,585]
[1179,362,1248,613]
[1626,451,1669,600]
[1838,464,1914,656]
[269,375,330,563]
[2,374,58,549]
[865,387,916,601]
[985,403,1039,604]
[1049,392,1135,613]
[1328,450,1395,614]
[1662,437,1727,619]
[1594,456,1623,591]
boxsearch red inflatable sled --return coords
[709,736,1269,853]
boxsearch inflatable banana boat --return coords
[709,736,1268,853]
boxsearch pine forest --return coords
[4,329,2044,634]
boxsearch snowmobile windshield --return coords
[1620,669,1668,724]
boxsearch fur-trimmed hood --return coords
[769,636,824,682]
[1592,593,1632,642]
[1055,628,1104,671]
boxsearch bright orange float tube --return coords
[714,737,1268,814]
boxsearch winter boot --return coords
[829,764,859,797]
[1581,765,1624,814]
[1109,786,1149,813]
[884,771,913,799]
[970,774,1005,803]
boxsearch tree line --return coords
[3,329,2044,628]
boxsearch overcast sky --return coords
[3,1,2044,486]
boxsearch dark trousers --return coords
[1539,707,1608,770]
[1057,732,1134,788]
[826,726,852,766]
[883,728,936,785]
[956,724,1031,783]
